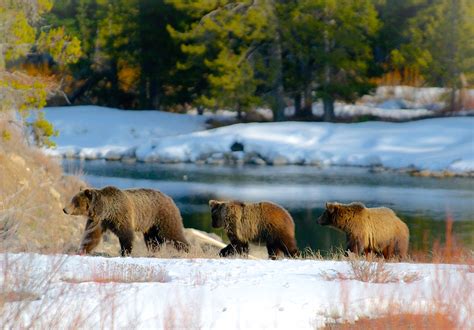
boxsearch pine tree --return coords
[397,0,474,111]
[167,0,272,119]
[286,0,379,121]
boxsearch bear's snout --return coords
[316,214,328,225]
[211,211,223,228]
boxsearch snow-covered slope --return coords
[44,106,473,173]
[1,253,471,329]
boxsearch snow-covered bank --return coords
[1,253,472,329]
[44,106,474,174]
[44,106,208,159]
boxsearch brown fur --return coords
[209,200,298,259]
[317,202,409,259]
[64,186,189,256]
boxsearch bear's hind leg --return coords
[266,242,281,260]
[278,236,299,258]
[118,229,134,256]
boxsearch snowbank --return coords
[1,253,471,329]
[44,106,474,173]
[44,106,208,159]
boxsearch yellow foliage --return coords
[117,60,140,93]
[37,27,82,68]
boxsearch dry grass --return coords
[0,254,145,328]
[61,262,171,283]
[163,294,203,330]
[323,312,456,329]
[0,254,89,328]
[409,214,474,265]
[320,253,421,284]
[0,111,85,254]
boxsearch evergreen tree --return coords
[397,0,474,111]
[137,0,188,110]
[286,0,379,121]
[167,0,272,119]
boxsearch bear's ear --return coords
[84,189,96,200]
[209,200,222,208]
[326,202,337,213]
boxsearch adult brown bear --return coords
[209,200,298,259]
[317,202,409,259]
[64,186,189,256]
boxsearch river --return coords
[63,160,474,254]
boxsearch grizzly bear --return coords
[317,202,409,259]
[209,200,298,259]
[63,186,189,256]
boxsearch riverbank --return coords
[44,106,473,177]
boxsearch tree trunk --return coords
[236,104,243,120]
[294,93,302,118]
[269,27,286,122]
[138,76,149,109]
[447,0,460,112]
[323,97,335,122]
[301,83,313,118]
[150,76,160,110]
[449,86,458,112]
[109,59,120,108]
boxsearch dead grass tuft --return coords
[61,262,171,283]
[320,254,421,283]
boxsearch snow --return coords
[44,106,208,159]
[44,106,474,173]
[1,253,472,329]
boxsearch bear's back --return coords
[259,201,294,228]
[124,188,180,232]
[366,206,409,237]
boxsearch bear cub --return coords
[209,200,298,259]
[317,202,409,259]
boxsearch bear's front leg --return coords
[346,236,363,256]
[79,219,105,254]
